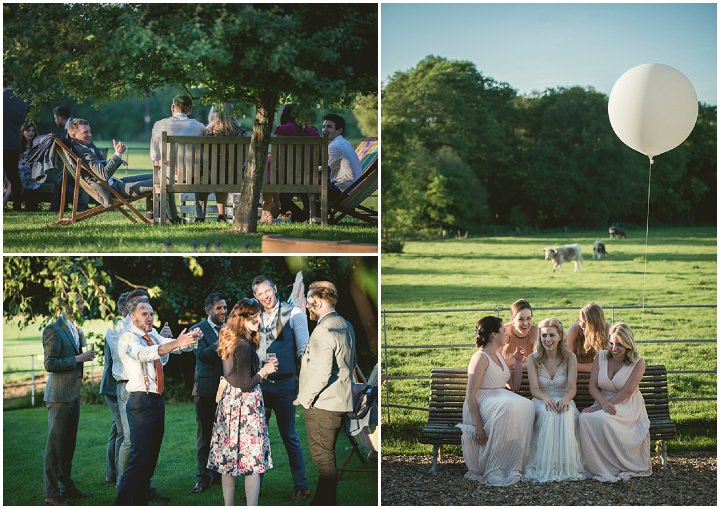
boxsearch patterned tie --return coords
[142,334,164,395]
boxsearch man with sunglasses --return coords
[251,276,311,501]
[295,280,356,506]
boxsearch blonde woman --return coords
[457,316,534,485]
[207,299,278,505]
[197,104,247,223]
[501,299,539,370]
[566,302,611,372]
[578,323,651,482]
[524,318,587,482]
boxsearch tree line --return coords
[382,56,716,236]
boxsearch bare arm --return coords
[606,359,645,406]
[465,353,489,445]
[567,322,593,372]
[508,347,525,392]
[582,356,603,413]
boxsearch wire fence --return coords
[381,303,717,422]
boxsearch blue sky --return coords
[382,3,717,105]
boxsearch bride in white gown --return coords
[524,318,588,482]
[457,316,535,486]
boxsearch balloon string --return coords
[641,158,653,330]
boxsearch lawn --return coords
[380,226,717,454]
[3,403,378,506]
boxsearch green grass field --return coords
[3,403,377,506]
[380,226,717,454]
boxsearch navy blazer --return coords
[191,319,223,398]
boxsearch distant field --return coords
[381,226,717,453]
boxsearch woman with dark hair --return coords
[578,323,651,482]
[207,298,279,505]
[524,318,587,482]
[456,316,534,485]
[18,121,42,211]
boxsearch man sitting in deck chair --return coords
[67,119,153,208]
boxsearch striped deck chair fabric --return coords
[329,137,378,225]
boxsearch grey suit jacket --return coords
[191,319,223,398]
[99,325,117,397]
[43,316,84,403]
[295,311,356,412]
[71,141,122,206]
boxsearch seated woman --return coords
[456,316,534,486]
[18,121,42,211]
[578,323,652,482]
[566,302,611,372]
[501,299,538,371]
[524,318,587,482]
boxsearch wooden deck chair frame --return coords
[329,137,378,225]
[53,138,151,225]
[337,364,378,480]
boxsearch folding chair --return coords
[53,138,151,225]
[338,364,378,480]
[329,137,378,225]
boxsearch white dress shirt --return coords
[118,323,194,394]
[150,113,206,162]
[108,315,132,381]
[258,301,310,361]
[327,135,362,191]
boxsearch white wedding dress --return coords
[456,350,534,486]
[524,362,588,482]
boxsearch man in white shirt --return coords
[322,114,362,197]
[252,275,311,501]
[150,95,206,223]
[114,299,200,505]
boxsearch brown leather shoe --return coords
[44,496,69,506]
[289,488,310,501]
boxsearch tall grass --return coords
[380,226,717,454]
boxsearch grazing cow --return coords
[544,243,583,272]
[593,241,607,259]
[609,226,627,239]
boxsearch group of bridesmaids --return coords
[457,300,652,485]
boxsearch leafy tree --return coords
[4,3,377,232]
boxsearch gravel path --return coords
[381,452,717,506]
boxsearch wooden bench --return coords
[419,365,676,474]
[157,133,328,225]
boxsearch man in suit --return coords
[294,281,356,506]
[51,105,89,212]
[43,293,97,506]
[115,300,200,505]
[189,292,226,494]
[149,94,206,223]
[252,275,311,500]
[99,292,130,485]
[67,118,154,209]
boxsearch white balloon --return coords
[608,63,698,160]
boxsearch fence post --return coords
[382,309,390,424]
[31,354,35,407]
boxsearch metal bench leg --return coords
[656,440,668,468]
[429,445,439,475]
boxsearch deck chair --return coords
[53,137,151,225]
[338,364,378,480]
[329,137,378,225]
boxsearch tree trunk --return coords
[233,94,278,233]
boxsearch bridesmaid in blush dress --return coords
[578,323,652,482]
[457,316,535,486]
[524,318,587,482]
[500,299,539,371]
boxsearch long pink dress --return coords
[578,352,652,482]
[456,350,535,485]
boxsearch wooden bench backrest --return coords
[161,133,328,193]
[428,364,671,426]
